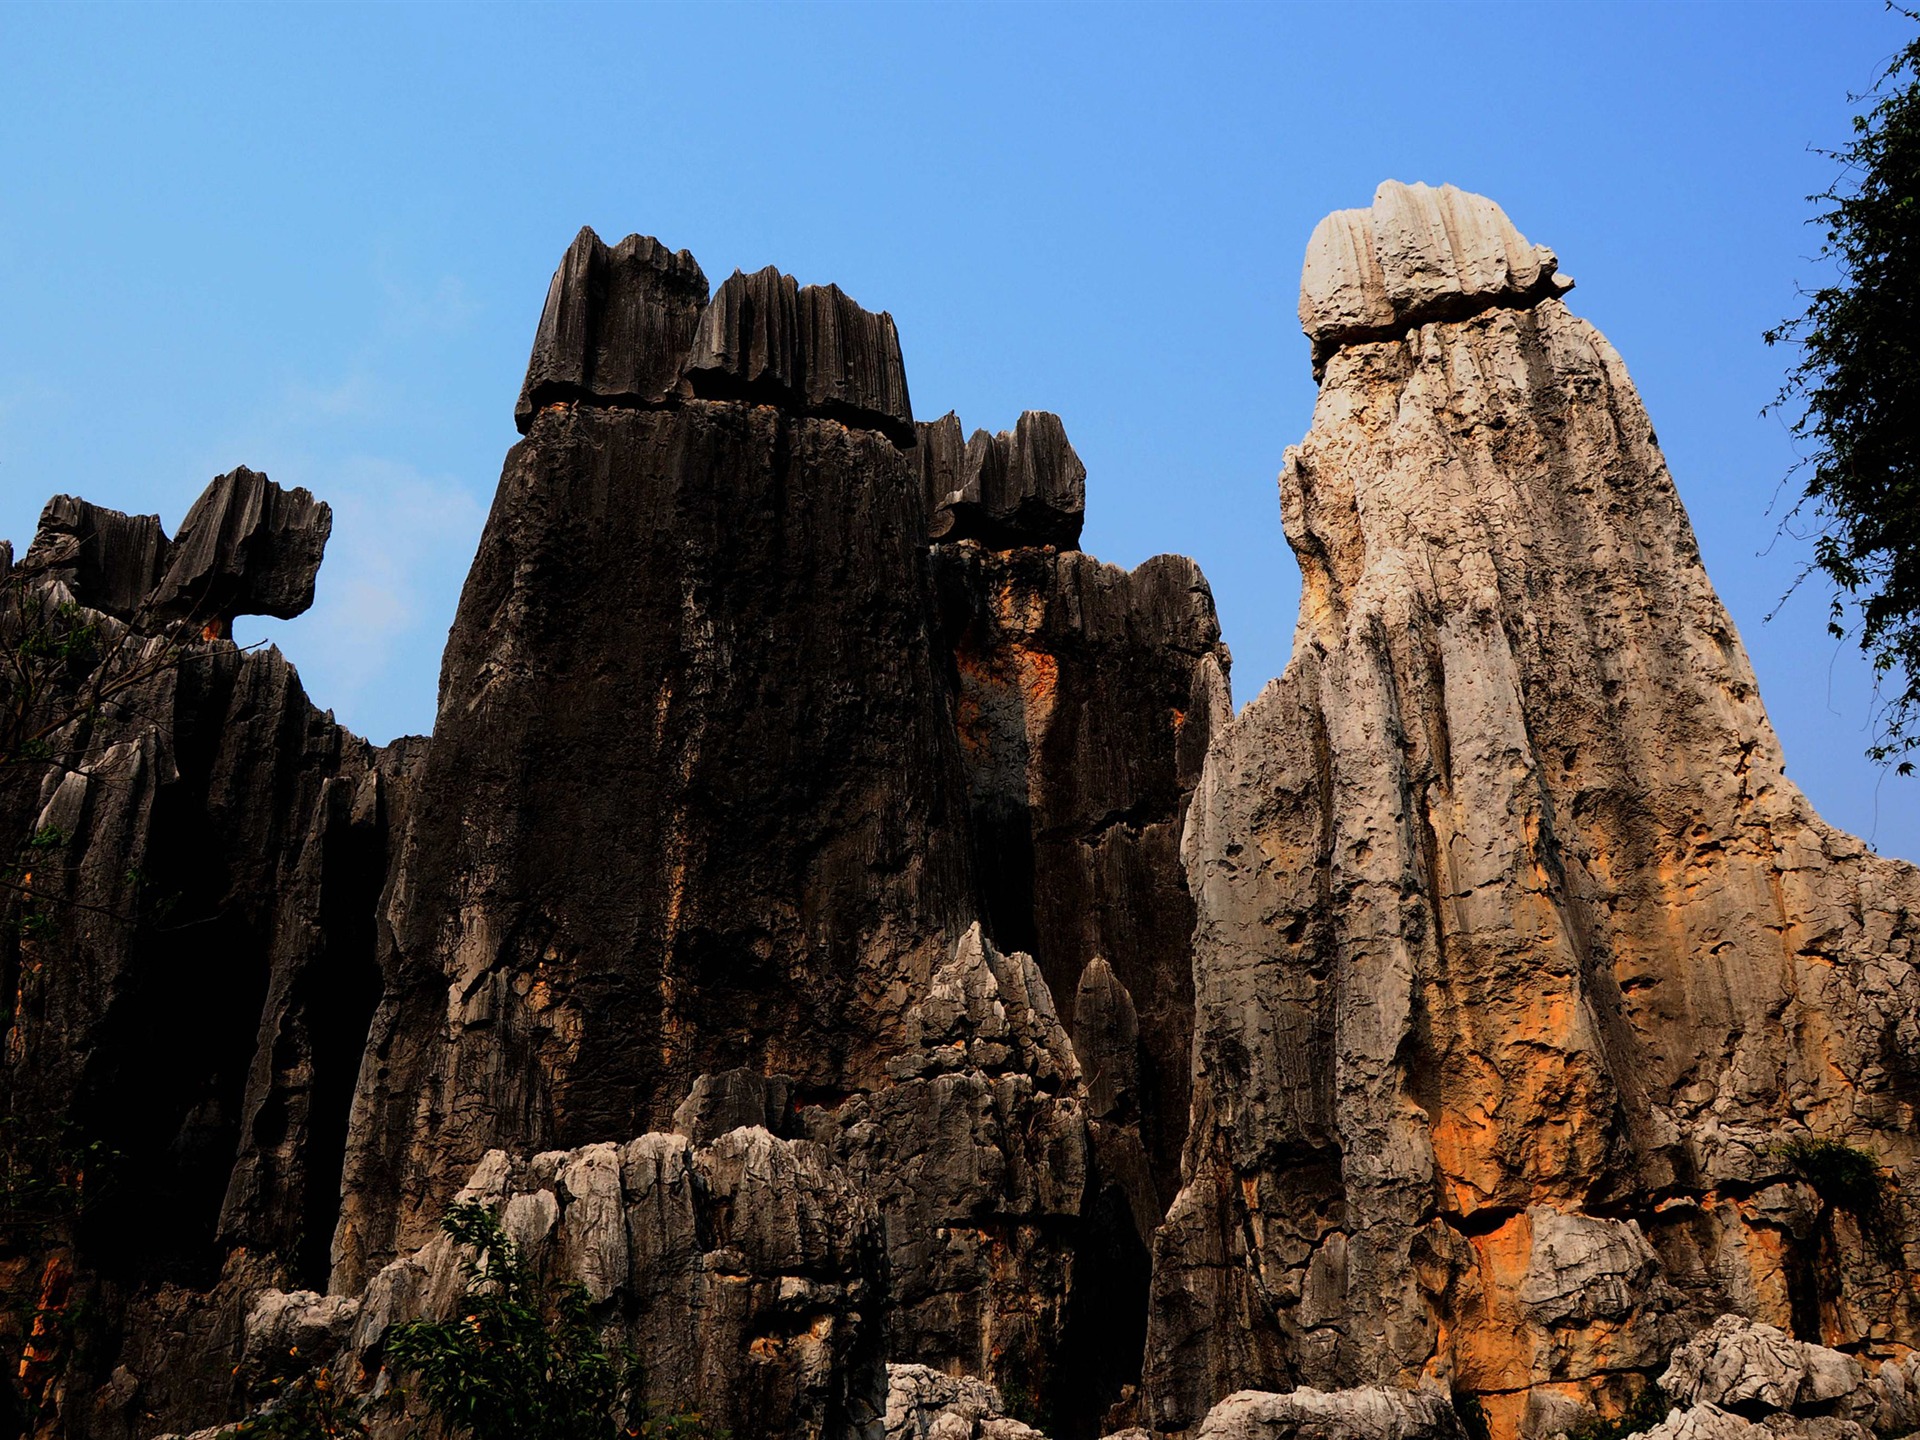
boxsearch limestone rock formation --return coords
[1299,180,1572,370]
[919,411,1087,550]
[0,473,415,1438]
[1149,181,1920,1440]
[18,498,170,621]
[145,467,332,631]
[514,227,710,427]
[327,229,1207,1437]
[683,265,915,442]
[1619,1312,1920,1440]
[335,1131,882,1440]
[18,469,330,635]
[1660,1316,1862,1413]
[931,538,1228,1214]
[8,193,1920,1440]
[886,1364,1046,1440]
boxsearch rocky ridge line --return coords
[5,190,1919,1440]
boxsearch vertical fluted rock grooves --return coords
[329,229,1221,1438]
[0,477,412,1438]
[931,536,1228,1216]
[1147,182,1920,1439]
[335,234,976,1286]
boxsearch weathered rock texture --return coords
[0,475,417,1439]
[931,541,1228,1214]
[885,1364,1047,1440]
[256,1130,887,1440]
[919,412,1087,550]
[1612,1312,1920,1440]
[1149,182,1920,1440]
[9,191,1920,1440]
[1192,1385,1464,1440]
[1299,180,1572,371]
[324,230,1212,1439]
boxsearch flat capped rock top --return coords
[1299,180,1572,356]
[515,229,914,443]
[515,227,710,430]
[918,409,1085,551]
[683,266,914,443]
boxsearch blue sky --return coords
[3,2,1915,858]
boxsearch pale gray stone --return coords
[1194,1385,1463,1440]
[1299,180,1571,360]
[1660,1315,1863,1413]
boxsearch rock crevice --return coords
[8,196,1920,1440]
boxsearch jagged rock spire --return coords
[1149,182,1920,1439]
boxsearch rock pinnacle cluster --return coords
[1,180,1916,1440]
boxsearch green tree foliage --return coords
[1772,1135,1900,1264]
[1565,1383,1670,1440]
[1777,1136,1884,1214]
[1767,11,1920,771]
[223,1200,713,1440]
[383,1201,707,1440]
[230,1346,373,1440]
[0,1115,118,1242]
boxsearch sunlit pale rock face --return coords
[1146,183,1920,1439]
[8,191,1920,1440]
[1298,179,1572,368]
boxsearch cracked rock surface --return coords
[1147,182,1920,1439]
[8,194,1920,1440]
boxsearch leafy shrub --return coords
[1566,1382,1669,1440]
[219,1201,713,1440]
[1777,1137,1884,1214]
[0,1115,119,1241]
[228,1347,371,1440]
[385,1201,710,1440]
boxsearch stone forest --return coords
[3,182,1918,1440]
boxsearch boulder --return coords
[1660,1316,1863,1414]
[1299,179,1571,364]
[1194,1386,1464,1440]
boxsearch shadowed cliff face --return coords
[0,473,419,1436]
[5,192,1920,1440]
[323,230,1221,1437]
[1147,181,1920,1440]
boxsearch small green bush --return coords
[227,1347,371,1440]
[220,1201,715,1440]
[386,1201,714,1440]
[1777,1137,1883,1214]
[1566,1382,1669,1440]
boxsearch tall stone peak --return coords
[1152,185,1920,1440]
[1299,179,1573,368]
[5,201,1918,1440]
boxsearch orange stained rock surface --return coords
[1014,645,1059,720]
[1426,980,1612,1215]
[17,1250,72,1400]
